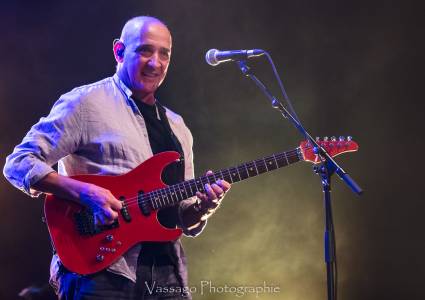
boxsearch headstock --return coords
[300,136,359,164]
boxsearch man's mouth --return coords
[142,72,159,78]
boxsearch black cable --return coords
[263,51,339,299]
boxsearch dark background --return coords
[0,1,423,299]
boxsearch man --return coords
[3,16,230,299]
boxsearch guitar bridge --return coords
[74,209,119,236]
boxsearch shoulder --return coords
[68,76,115,96]
[53,76,122,114]
[162,105,193,145]
[61,77,115,103]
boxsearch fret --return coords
[221,169,233,183]
[264,157,270,172]
[252,160,259,175]
[283,151,289,165]
[254,159,268,174]
[159,189,170,208]
[153,191,162,209]
[169,186,179,205]
[275,153,288,168]
[196,176,206,193]
[288,150,300,164]
[195,177,205,193]
[181,181,193,198]
[235,166,242,181]
[164,189,172,207]
[272,153,279,168]
[202,175,211,191]
[228,167,240,183]
[238,163,249,180]
[185,179,195,196]
[150,193,157,210]
[174,185,181,203]
[246,161,258,177]
[158,189,167,207]
[189,179,199,195]
[176,183,187,201]
[206,174,216,185]
[265,155,278,170]
[152,191,159,209]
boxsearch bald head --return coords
[119,16,171,47]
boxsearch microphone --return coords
[205,48,265,66]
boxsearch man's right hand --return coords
[33,172,122,225]
[79,183,123,225]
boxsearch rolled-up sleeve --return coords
[178,198,207,237]
[3,92,83,197]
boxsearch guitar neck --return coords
[144,147,303,211]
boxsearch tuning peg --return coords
[331,136,337,142]
[315,137,320,142]
[347,136,352,141]
[323,136,329,141]
[339,136,345,141]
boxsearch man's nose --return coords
[147,53,161,68]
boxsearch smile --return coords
[142,72,159,78]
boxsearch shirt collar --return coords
[112,73,140,113]
[112,74,159,115]
[113,73,133,98]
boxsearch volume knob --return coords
[96,254,104,262]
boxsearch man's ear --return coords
[113,39,125,63]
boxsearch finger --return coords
[105,190,123,210]
[196,191,207,200]
[205,170,214,175]
[109,197,123,211]
[204,183,218,200]
[94,213,102,225]
[196,191,216,211]
[96,213,112,225]
[211,183,224,197]
[217,179,231,191]
[104,207,118,221]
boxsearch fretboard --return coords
[142,147,303,211]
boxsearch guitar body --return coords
[44,151,183,275]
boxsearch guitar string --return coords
[82,142,353,211]
[115,142,355,209]
[114,149,301,209]
[117,147,311,209]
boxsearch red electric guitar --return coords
[44,137,358,274]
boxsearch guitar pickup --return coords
[119,196,132,222]
[138,190,151,216]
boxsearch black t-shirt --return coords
[136,101,183,186]
[135,100,185,260]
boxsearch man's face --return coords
[119,22,172,99]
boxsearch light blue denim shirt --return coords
[3,74,205,288]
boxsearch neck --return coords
[134,93,156,106]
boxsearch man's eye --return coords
[139,48,152,56]
[159,52,170,60]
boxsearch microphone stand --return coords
[236,60,363,300]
